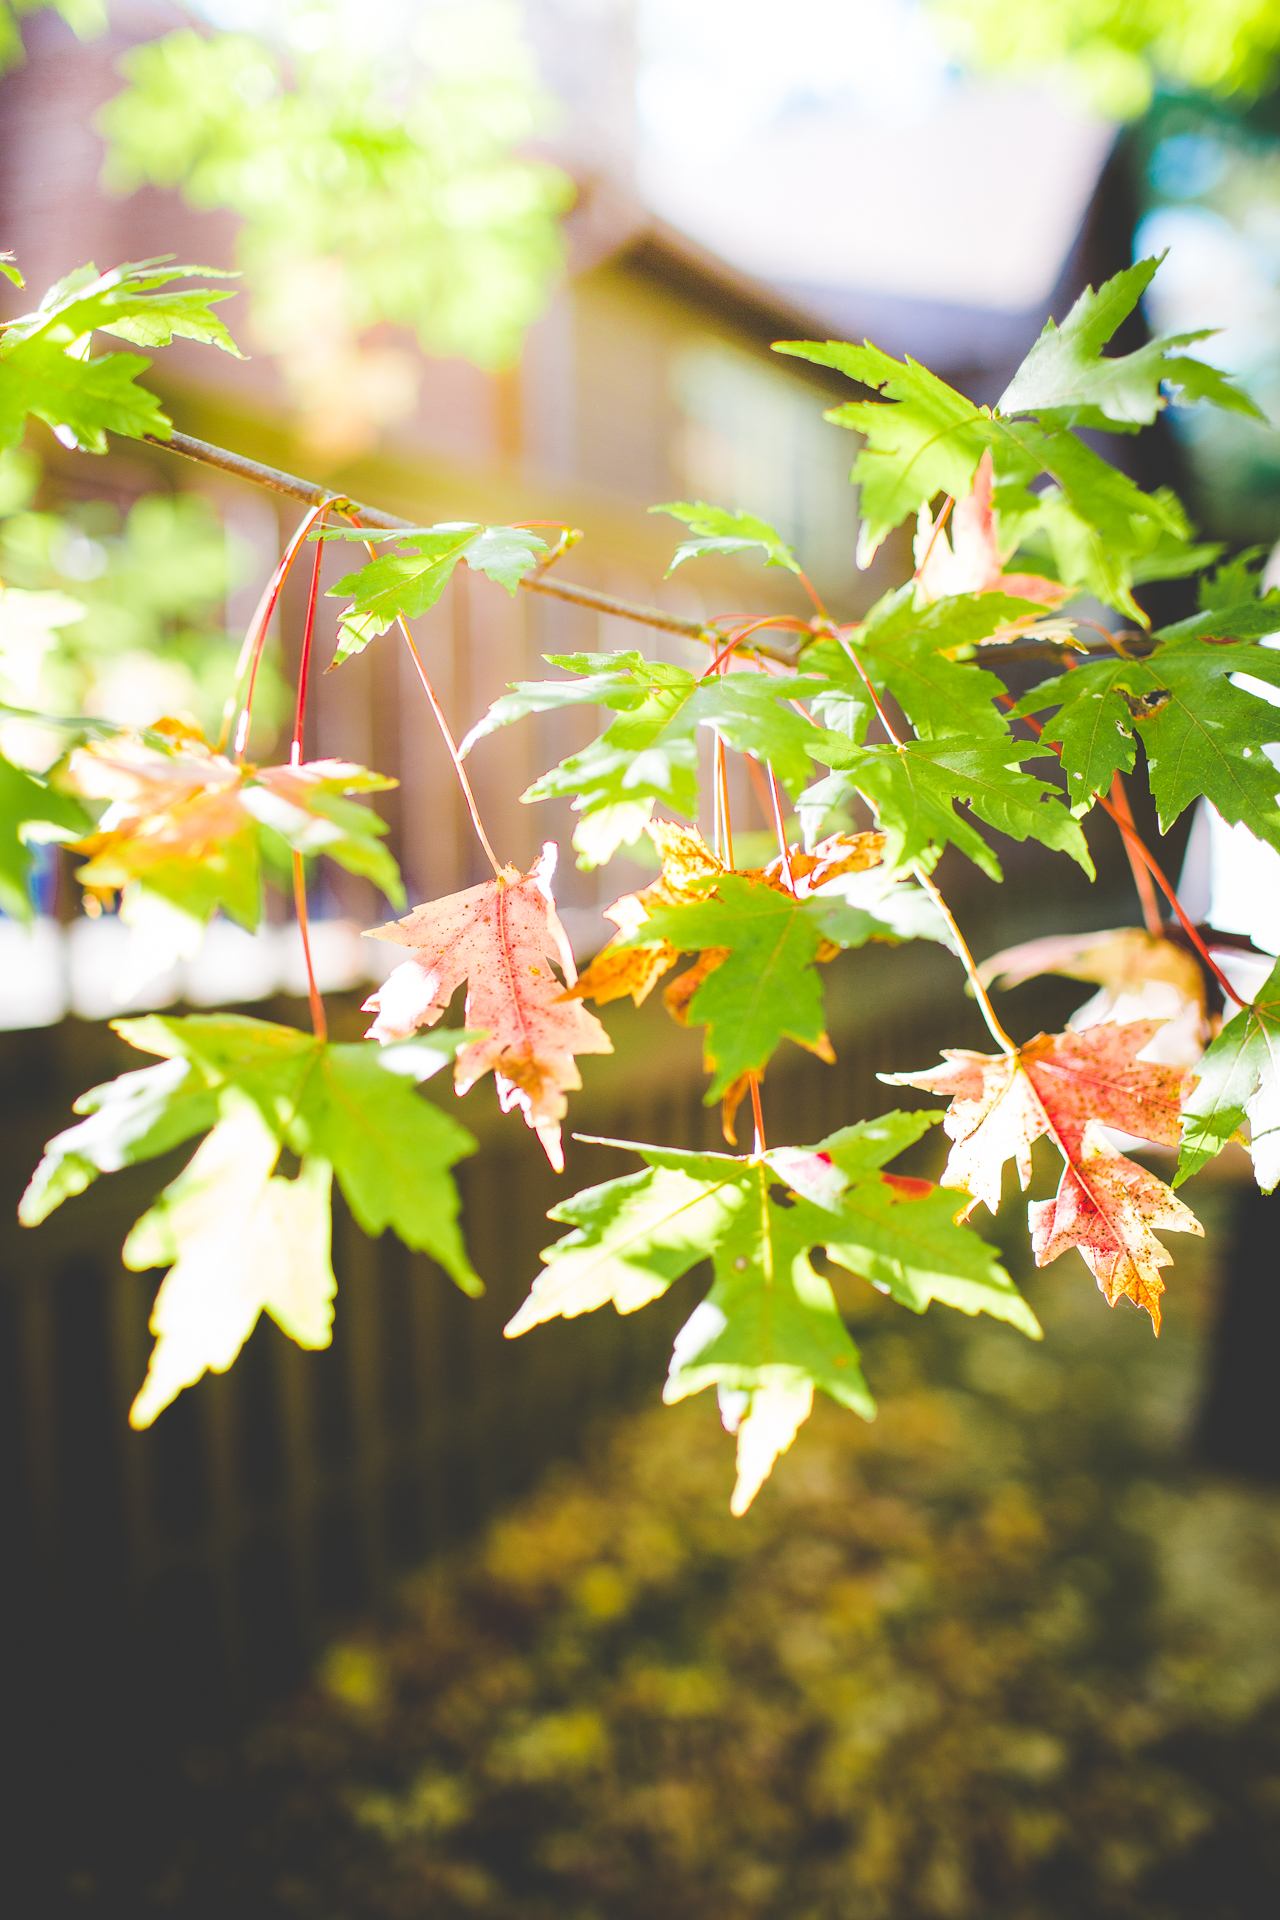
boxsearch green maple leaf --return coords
[609,866,945,1102]
[2,258,241,357]
[1018,618,1280,839]
[121,1100,338,1428]
[776,1112,1041,1333]
[512,657,844,837]
[998,257,1262,431]
[995,423,1187,623]
[807,737,1092,881]
[650,500,802,575]
[1199,549,1268,611]
[20,1013,480,1292]
[0,257,242,452]
[327,523,548,661]
[777,267,1230,620]
[510,1141,875,1414]
[774,338,994,567]
[505,1118,1031,1507]
[633,875,833,1099]
[0,338,172,453]
[241,765,405,905]
[0,750,91,919]
[1177,959,1280,1193]
[809,591,1038,745]
[458,650,668,754]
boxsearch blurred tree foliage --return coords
[96,3,571,454]
[0,0,104,72]
[0,449,287,760]
[930,0,1280,118]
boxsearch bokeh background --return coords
[2,3,1280,1913]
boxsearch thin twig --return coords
[148,428,803,664]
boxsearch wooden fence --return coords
[0,941,1027,1861]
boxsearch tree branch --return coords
[145,430,1139,673]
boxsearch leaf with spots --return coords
[885,1021,1201,1331]
[363,843,612,1170]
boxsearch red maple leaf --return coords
[363,843,611,1170]
[887,1021,1201,1329]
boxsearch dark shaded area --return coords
[1197,1185,1280,1480]
[28,1169,1280,1920]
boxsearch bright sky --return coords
[636,0,1116,311]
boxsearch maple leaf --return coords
[1017,615,1280,831]
[885,1022,1201,1330]
[807,590,1048,746]
[64,727,405,948]
[467,649,848,859]
[1178,956,1280,1193]
[363,843,612,1170]
[806,736,1094,881]
[505,1113,1033,1511]
[639,873,837,1103]
[914,452,1071,609]
[778,275,1217,620]
[0,258,242,358]
[123,1101,335,1428]
[569,822,940,1138]
[0,258,241,453]
[997,257,1262,432]
[326,523,548,661]
[773,338,994,566]
[20,1011,481,1292]
[650,501,802,576]
[0,747,91,919]
[978,927,1207,1034]
[564,819,725,1008]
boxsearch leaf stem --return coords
[397,611,505,882]
[913,867,1018,1054]
[1108,772,1163,937]
[749,1072,767,1155]
[290,510,329,1042]
[223,501,328,758]
[293,853,328,1044]
[714,734,734,868]
[913,494,954,582]
[766,763,795,890]
[344,514,505,881]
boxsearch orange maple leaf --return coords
[363,843,612,1170]
[566,820,724,1009]
[569,824,885,1012]
[67,727,251,892]
[886,1020,1201,1330]
[66,726,393,898]
[915,450,1070,611]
